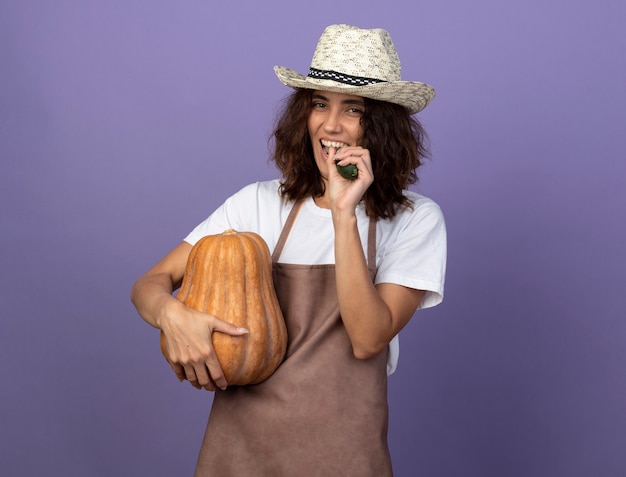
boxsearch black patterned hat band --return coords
[307,67,385,87]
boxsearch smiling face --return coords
[307,90,365,179]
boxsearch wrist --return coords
[331,207,358,228]
[155,294,184,330]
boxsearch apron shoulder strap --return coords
[367,215,378,279]
[272,199,303,263]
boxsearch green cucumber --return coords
[336,162,358,180]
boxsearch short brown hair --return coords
[270,89,430,219]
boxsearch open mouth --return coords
[321,139,349,157]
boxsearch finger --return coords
[329,146,344,166]
[334,146,350,164]
[333,148,359,167]
[183,364,198,384]
[205,356,228,391]
[202,378,217,392]
[193,362,213,388]
[183,336,226,390]
[336,151,373,180]
[186,341,226,390]
[335,146,369,162]
[327,147,345,180]
[211,319,250,337]
[169,362,186,382]
[336,151,365,165]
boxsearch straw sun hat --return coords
[274,24,435,114]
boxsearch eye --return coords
[347,107,364,116]
[312,101,327,109]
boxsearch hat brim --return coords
[274,66,435,114]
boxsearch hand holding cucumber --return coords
[336,160,359,180]
[332,147,362,181]
[324,146,374,215]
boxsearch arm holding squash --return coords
[130,242,248,391]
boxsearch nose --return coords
[323,109,342,134]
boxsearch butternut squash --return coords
[160,229,287,385]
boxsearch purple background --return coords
[1,1,625,476]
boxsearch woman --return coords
[131,24,446,476]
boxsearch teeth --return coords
[321,140,349,149]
